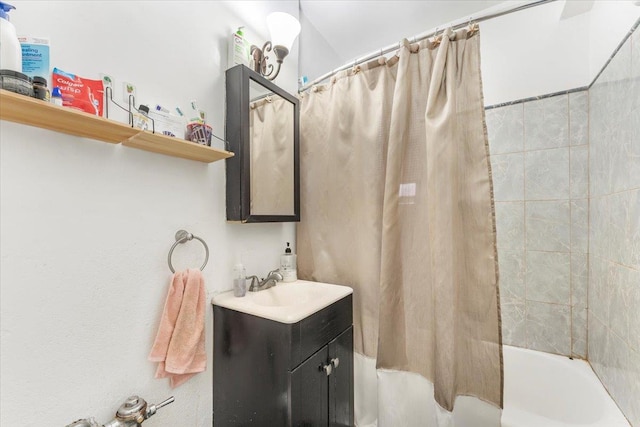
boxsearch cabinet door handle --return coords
[331,357,340,369]
[322,363,333,376]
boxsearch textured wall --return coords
[588,27,640,427]
[0,2,298,426]
[486,90,589,359]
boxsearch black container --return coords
[0,70,33,97]
[32,76,49,101]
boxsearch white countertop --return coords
[211,279,353,324]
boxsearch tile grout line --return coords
[485,86,588,111]
[591,254,640,272]
[585,88,590,360]
[590,186,640,198]
[502,248,575,254]
[522,101,529,350]
[569,93,574,357]
[526,300,575,307]
[489,142,588,157]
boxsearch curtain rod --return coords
[251,92,275,102]
[299,0,558,92]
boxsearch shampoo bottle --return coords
[0,2,22,72]
[280,242,297,282]
[228,26,249,68]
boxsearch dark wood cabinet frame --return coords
[225,64,300,223]
[213,294,354,426]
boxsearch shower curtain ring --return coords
[467,19,479,36]
[433,26,445,46]
[351,59,360,74]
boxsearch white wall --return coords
[299,8,342,85]
[0,1,298,426]
[480,0,589,105]
[480,0,640,106]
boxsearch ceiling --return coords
[299,0,505,66]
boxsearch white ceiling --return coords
[300,0,505,64]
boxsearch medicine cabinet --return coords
[225,65,300,223]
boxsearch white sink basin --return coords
[211,280,353,324]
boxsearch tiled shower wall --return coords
[486,91,589,358]
[588,28,640,426]
[487,25,640,425]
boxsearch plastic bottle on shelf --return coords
[233,262,247,297]
[50,87,63,106]
[280,242,297,282]
[32,76,49,101]
[133,104,151,130]
[228,26,250,68]
[0,2,22,73]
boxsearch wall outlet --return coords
[123,81,136,104]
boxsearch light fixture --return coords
[251,12,301,81]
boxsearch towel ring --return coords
[167,230,209,273]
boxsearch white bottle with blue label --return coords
[280,242,297,282]
[0,2,22,72]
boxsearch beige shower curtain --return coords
[298,26,502,421]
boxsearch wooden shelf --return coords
[0,89,234,163]
[123,131,230,163]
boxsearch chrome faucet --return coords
[66,395,174,427]
[247,270,283,292]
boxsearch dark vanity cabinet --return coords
[213,295,354,426]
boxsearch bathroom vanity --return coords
[212,280,354,426]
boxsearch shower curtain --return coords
[298,27,503,426]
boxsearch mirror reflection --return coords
[249,79,295,216]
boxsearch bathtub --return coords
[502,345,630,427]
[355,345,630,426]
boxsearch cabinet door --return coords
[328,327,354,427]
[291,345,329,426]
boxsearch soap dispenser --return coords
[233,262,246,297]
[280,242,297,282]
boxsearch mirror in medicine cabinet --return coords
[225,64,300,223]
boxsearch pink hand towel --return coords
[149,269,207,388]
